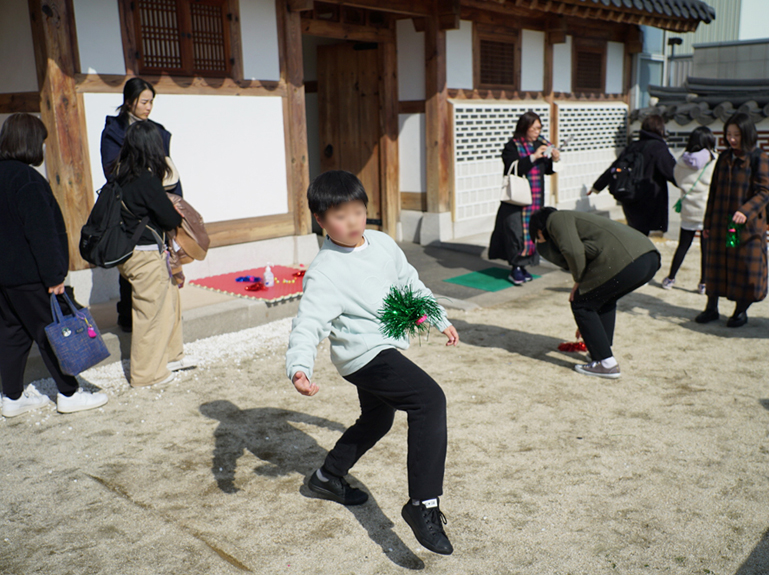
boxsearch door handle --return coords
[324,144,333,158]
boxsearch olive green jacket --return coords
[537,211,658,294]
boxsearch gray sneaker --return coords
[574,361,621,379]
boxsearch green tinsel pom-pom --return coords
[377,284,444,340]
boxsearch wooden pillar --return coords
[28,0,93,271]
[544,32,558,205]
[378,38,400,238]
[424,16,450,214]
[276,0,311,237]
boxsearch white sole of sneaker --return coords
[2,397,51,418]
[574,364,621,379]
[57,396,108,414]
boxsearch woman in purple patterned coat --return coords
[489,111,560,286]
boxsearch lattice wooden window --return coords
[133,0,232,77]
[572,38,606,93]
[474,26,519,90]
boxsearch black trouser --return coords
[0,284,78,400]
[669,228,707,283]
[117,275,132,326]
[571,252,661,362]
[323,349,447,501]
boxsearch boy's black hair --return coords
[529,206,558,243]
[307,170,368,216]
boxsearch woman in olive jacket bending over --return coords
[530,208,660,380]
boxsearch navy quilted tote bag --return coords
[44,293,111,376]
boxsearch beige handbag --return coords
[500,160,532,206]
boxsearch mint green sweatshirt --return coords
[285,230,451,381]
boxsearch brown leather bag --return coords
[166,193,210,265]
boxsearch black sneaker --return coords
[307,470,368,506]
[401,500,454,555]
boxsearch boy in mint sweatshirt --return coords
[286,171,459,555]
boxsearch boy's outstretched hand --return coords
[443,325,459,346]
[292,371,319,396]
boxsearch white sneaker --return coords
[167,356,198,372]
[2,388,51,418]
[661,277,675,290]
[57,389,109,414]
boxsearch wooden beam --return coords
[301,17,394,42]
[424,17,450,214]
[227,0,244,81]
[378,38,400,238]
[206,213,295,248]
[437,0,460,30]
[74,73,286,96]
[401,192,427,211]
[315,0,431,17]
[0,92,41,114]
[287,0,314,11]
[29,0,93,271]
[277,0,312,237]
[398,100,426,114]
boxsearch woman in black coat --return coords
[0,114,108,417]
[100,78,181,332]
[590,114,676,235]
[488,111,560,285]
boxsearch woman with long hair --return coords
[489,111,560,285]
[114,121,194,386]
[661,126,718,293]
[697,113,769,327]
[100,77,182,332]
[0,114,108,416]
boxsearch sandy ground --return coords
[2,241,769,575]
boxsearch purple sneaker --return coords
[508,267,525,286]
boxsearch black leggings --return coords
[668,228,707,283]
[323,349,447,501]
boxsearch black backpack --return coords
[608,141,652,204]
[79,180,149,268]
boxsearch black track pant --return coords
[571,252,661,362]
[323,349,447,501]
[0,284,78,400]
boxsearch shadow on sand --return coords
[199,401,424,570]
[735,527,769,575]
[450,317,581,369]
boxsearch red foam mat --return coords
[189,265,304,302]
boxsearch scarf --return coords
[513,138,544,258]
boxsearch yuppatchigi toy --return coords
[558,340,587,353]
[377,284,444,340]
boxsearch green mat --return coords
[442,267,540,292]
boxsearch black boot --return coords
[727,300,751,328]
[695,295,719,324]
[401,499,453,555]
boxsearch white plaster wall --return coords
[605,41,624,94]
[520,30,545,92]
[241,0,280,81]
[72,0,126,75]
[0,0,38,93]
[397,19,425,101]
[82,93,289,223]
[446,20,473,90]
[552,35,572,93]
[398,113,426,193]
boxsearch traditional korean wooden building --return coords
[0,0,714,303]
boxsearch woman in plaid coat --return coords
[697,113,769,327]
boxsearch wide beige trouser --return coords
[118,250,183,386]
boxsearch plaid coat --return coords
[703,148,769,302]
